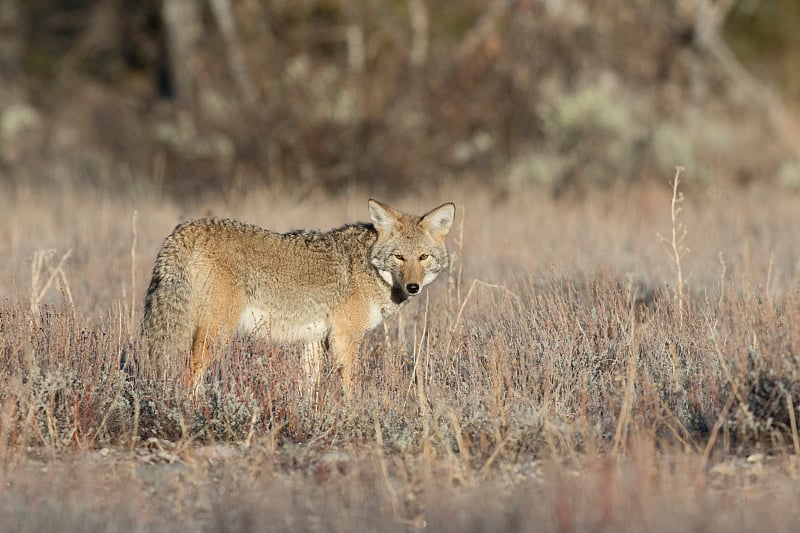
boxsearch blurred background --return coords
[1,0,800,201]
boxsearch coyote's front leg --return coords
[329,330,362,400]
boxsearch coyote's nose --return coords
[406,283,420,294]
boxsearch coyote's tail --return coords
[140,235,194,381]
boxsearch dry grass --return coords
[1,180,800,531]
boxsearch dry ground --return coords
[1,179,800,531]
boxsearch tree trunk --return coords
[0,0,23,81]
[161,0,202,104]
[209,0,258,106]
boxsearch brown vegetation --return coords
[1,179,800,530]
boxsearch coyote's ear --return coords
[420,202,455,241]
[368,199,401,233]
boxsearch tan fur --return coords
[141,199,455,398]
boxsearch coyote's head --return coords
[368,199,456,299]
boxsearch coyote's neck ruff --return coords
[141,199,456,397]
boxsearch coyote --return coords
[141,199,455,397]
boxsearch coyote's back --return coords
[141,199,455,396]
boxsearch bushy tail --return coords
[139,242,194,382]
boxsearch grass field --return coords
[1,177,800,531]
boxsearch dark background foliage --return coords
[2,0,799,199]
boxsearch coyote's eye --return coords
[419,253,429,260]
[393,253,405,261]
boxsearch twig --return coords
[657,166,688,326]
[130,210,138,331]
[29,248,73,326]
[611,281,640,454]
[717,251,727,312]
[412,296,433,461]
[479,430,513,477]
[59,264,76,323]
[244,408,260,449]
[787,392,800,456]
[208,0,258,105]
[409,0,429,68]
[699,390,735,470]
[765,252,775,307]
[130,390,140,451]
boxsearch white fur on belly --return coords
[238,305,328,342]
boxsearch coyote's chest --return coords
[366,302,389,331]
